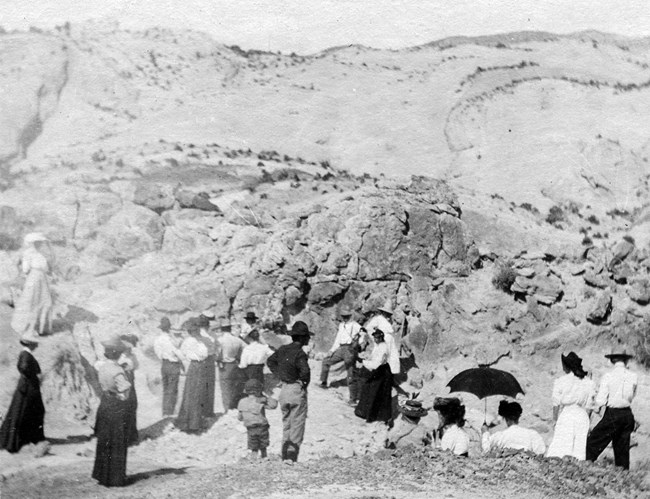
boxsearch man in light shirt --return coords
[153,317,184,417]
[240,311,259,342]
[239,330,275,385]
[318,309,362,401]
[482,400,546,455]
[364,305,400,376]
[217,322,247,411]
[586,348,638,469]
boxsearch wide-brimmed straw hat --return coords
[605,347,633,360]
[400,399,428,418]
[200,310,216,320]
[19,333,40,346]
[289,321,313,337]
[377,304,393,315]
[339,308,353,317]
[23,232,48,245]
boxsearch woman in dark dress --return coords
[119,335,139,447]
[92,337,132,487]
[197,315,217,418]
[0,335,45,453]
[354,329,393,424]
[175,319,209,432]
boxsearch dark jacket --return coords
[267,342,310,386]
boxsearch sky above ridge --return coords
[2,0,649,53]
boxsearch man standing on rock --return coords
[153,317,184,417]
[267,321,313,463]
[318,309,363,404]
[216,322,247,411]
[586,348,638,470]
[365,305,400,377]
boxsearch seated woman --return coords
[481,400,546,455]
[433,397,470,457]
[385,399,431,449]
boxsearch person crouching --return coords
[237,379,278,459]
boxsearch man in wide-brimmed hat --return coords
[153,317,184,417]
[216,319,247,411]
[267,320,313,462]
[586,347,638,469]
[364,303,400,376]
[240,311,259,341]
[318,308,363,403]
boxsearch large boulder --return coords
[133,183,176,214]
[587,291,612,324]
[627,278,650,305]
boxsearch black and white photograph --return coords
[0,1,649,497]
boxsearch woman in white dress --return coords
[11,233,53,336]
[546,352,595,460]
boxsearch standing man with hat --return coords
[240,311,259,342]
[153,317,185,417]
[586,347,638,469]
[267,321,313,462]
[318,308,363,402]
[216,321,247,411]
[364,304,401,377]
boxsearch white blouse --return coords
[441,425,470,455]
[552,373,595,408]
[180,337,208,361]
[363,342,389,371]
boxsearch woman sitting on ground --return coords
[385,399,432,449]
[434,397,470,457]
[481,400,545,456]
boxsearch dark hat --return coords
[605,347,633,360]
[245,311,258,321]
[182,318,201,333]
[289,321,313,337]
[244,379,264,394]
[159,317,172,332]
[247,329,260,341]
[498,400,523,420]
[101,336,128,354]
[371,328,385,339]
[400,399,428,418]
[120,334,139,347]
[561,352,587,377]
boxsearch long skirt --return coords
[547,404,590,460]
[124,371,138,446]
[11,270,52,336]
[202,355,216,417]
[0,377,45,453]
[354,364,393,423]
[92,393,129,487]
[176,360,206,432]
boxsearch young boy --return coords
[237,379,278,458]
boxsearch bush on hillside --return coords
[546,205,565,225]
[492,261,517,293]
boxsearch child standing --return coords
[237,379,278,458]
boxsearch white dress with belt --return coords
[546,373,595,460]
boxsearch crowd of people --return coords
[0,291,641,488]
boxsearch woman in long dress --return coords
[0,335,45,453]
[11,233,53,336]
[92,337,132,487]
[119,335,139,447]
[546,352,595,460]
[354,328,393,424]
[175,319,209,433]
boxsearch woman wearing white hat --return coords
[11,233,53,336]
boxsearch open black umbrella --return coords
[446,366,525,422]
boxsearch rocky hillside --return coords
[1,25,650,209]
[0,24,649,473]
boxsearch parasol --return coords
[446,366,525,423]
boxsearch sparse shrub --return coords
[582,236,593,246]
[546,205,565,225]
[586,214,600,225]
[566,201,580,215]
[623,235,635,244]
[519,202,539,215]
[492,261,517,293]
